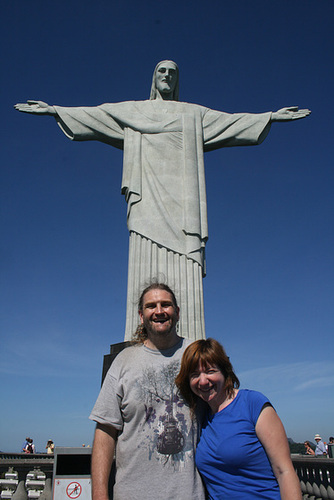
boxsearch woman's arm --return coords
[256,406,302,500]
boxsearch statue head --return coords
[150,60,179,101]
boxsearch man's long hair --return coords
[149,60,179,101]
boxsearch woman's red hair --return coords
[175,338,240,411]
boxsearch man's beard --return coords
[143,314,178,337]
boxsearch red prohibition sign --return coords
[66,482,82,499]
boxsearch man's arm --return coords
[91,423,118,500]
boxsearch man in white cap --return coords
[314,434,327,456]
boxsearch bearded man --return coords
[90,283,206,500]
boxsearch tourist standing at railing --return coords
[304,441,315,455]
[21,437,29,453]
[314,434,327,456]
[328,437,334,458]
[46,439,54,454]
[176,338,302,500]
[24,438,35,454]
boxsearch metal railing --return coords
[1,453,334,499]
[292,455,334,500]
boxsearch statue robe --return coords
[54,100,272,340]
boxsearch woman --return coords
[175,338,301,500]
[304,441,315,455]
[24,438,35,454]
[46,439,54,454]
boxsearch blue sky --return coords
[1,0,333,452]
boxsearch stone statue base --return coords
[124,232,206,341]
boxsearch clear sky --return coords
[1,0,333,452]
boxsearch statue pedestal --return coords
[101,341,132,385]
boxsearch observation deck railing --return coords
[0,453,54,480]
[292,455,334,500]
[1,452,334,499]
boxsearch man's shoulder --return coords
[173,337,196,356]
[104,343,145,379]
[180,337,194,348]
[113,343,144,362]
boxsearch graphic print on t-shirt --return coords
[136,359,190,464]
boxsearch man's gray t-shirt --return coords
[90,338,205,500]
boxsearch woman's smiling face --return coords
[189,362,226,408]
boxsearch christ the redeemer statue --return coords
[15,60,310,341]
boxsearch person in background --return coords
[328,437,334,458]
[304,441,315,455]
[176,338,302,500]
[21,437,29,453]
[46,439,54,454]
[314,434,327,456]
[24,438,35,454]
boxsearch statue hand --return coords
[271,106,311,122]
[14,100,56,115]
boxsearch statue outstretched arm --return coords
[14,100,57,116]
[271,106,311,122]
